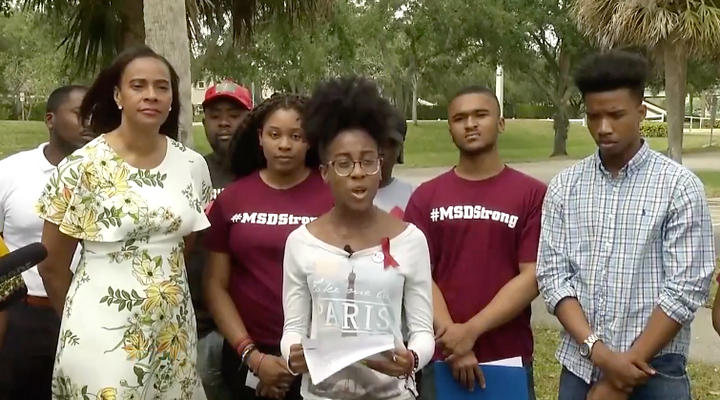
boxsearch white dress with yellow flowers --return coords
[36,135,213,400]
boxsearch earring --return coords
[117,104,122,110]
[169,106,172,111]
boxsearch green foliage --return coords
[513,104,556,119]
[701,119,720,129]
[22,0,334,75]
[640,121,669,138]
[0,10,69,119]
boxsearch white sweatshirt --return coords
[280,224,435,400]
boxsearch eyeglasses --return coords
[328,158,381,177]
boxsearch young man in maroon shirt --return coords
[404,85,546,399]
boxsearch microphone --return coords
[0,236,8,256]
[343,244,353,258]
[0,242,48,282]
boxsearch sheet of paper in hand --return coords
[302,334,395,385]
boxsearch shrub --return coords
[640,121,668,138]
[701,119,720,129]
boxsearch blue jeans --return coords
[197,331,232,400]
[558,354,692,400]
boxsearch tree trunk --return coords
[550,43,571,157]
[411,73,418,126]
[551,106,569,157]
[663,40,687,163]
[143,0,193,147]
[120,0,145,49]
[710,95,718,142]
[394,79,405,118]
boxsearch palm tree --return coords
[23,0,331,145]
[571,0,720,163]
[22,0,332,77]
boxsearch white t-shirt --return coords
[0,143,80,297]
[374,178,415,219]
[280,224,435,400]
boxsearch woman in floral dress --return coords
[36,46,212,400]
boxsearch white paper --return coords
[480,356,523,368]
[245,370,260,389]
[302,334,396,385]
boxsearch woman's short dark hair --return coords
[303,76,394,160]
[80,45,181,139]
[229,93,320,178]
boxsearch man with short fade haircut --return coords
[0,85,88,400]
[536,50,715,400]
[188,79,252,399]
[404,85,546,399]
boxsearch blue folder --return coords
[433,361,529,400]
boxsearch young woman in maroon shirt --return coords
[204,93,334,400]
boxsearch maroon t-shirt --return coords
[404,167,546,362]
[204,171,334,347]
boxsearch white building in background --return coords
[191,79,210,107]
[643,100,667,121]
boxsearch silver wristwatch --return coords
[579,334,601,359]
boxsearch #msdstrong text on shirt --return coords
[430,204,519,228]
[230,211,318,226]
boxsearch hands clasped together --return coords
[435,322,659,399]
[435,323,486,391]
[585,345,656,400]
[247,351,296,399]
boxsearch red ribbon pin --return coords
[204,199,215,215]
[380,237,399,269]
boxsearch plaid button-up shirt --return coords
[536,142,715,384]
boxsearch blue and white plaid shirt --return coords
[536,142,715,384]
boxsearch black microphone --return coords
[0,243,48,282]
[343,244,353,258]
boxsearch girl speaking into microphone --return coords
[280,76,435,400]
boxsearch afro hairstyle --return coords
[303,76,395,160]
[574,50,649,102]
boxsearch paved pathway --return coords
[395,153,720,365]
[395,151,720,187]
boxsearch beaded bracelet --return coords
[235,337,253,356]
[410,350,419,374]
[254,353,267,375]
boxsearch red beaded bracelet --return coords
[235,337,253,357]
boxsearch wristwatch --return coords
[579,334,601,359]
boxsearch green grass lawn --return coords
[400,120,713,167]
[0,119,714,166]
[712,266,718,309]
[532,328,719,400]
[695,170,720,198]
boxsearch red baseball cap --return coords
[203,80,253,110]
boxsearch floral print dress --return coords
[36,135,213,400]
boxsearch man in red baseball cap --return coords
[193,79,252,399]
[202,80,253,169]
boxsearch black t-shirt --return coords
[187,153,234,337]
